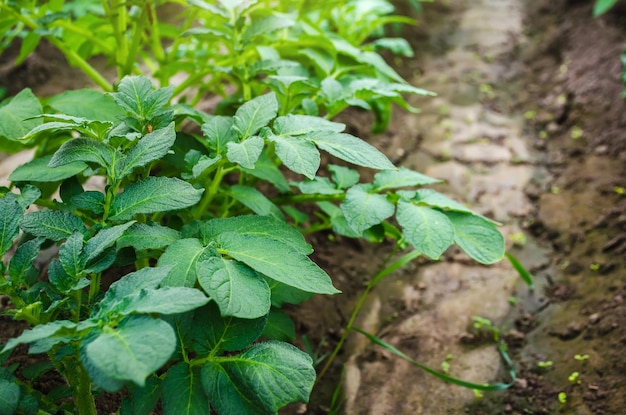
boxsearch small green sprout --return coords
[508,296,520,306]
[558,392,567,405]
[524,110,536,120]
[614,186,625,195]
[473,389,484,400]
[574,354,589,361]
[537,360,553,368]
[570,126,583,139]
[508,232,527,247]
[590,263,600,271]
[441,354,454,374]
[568,371,580,384]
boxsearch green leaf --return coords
[396,201,455,260]
[317,201,360,238]
[110,177,203,221]
[594,0,618,16]
[162,363,209,415]
[217,233,338,294]
[293,177,342,195]
[341,184,395,234]
[84,222,135,263]
[329,164,360,189]
[0,88,42,141]
[48,89,124,121]
[16,31,41,65]
[59,232,85,278]
[120,287,209,316]
[9,155,88,182]
[371,37,414,57]
[201,341,315,414]
[262,308,296,341]
[124,375,162,415]
[201,116,237,154]
[226,135,264,169]
[0,195,22,256]
[49,138,116,170]
[99,267,172,313]
[191,302,267,355]
[201,215,312,255]
[229,185,284,219]
[117,123,177,179]
[241,151,290,192]
[85,316,176,388]
[70,191,105,214]
[444,212,504,264]
[1,320,76,354]
[117,223,181,251]
[272,114,344,136]
[233,93,278,139]
[0,379,20,415]
[268,133,320,179]
[373,167,441,191]
[113,76,173,120]
[158,239,216,287]
[197,257,271,319]
[20,211,86,241]
[308,131,394,170]
[8,238,43,286]
[243,15,295,41]
[49,258,89,293]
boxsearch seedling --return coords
[537,360,554,369]
[574,354,589,361]
[568,371,581,384]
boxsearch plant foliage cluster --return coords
[0,1,505,414]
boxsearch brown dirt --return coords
[2,0,626,414]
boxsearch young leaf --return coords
[329,164,360,189]
[162,363,209,415]
[396,201,455,260]
[70,191,105,215]
[49,259,89,293]
[9,155,88,182]
[444,212,504,264]
[228,185,284,219]
[593,0,618,16]
[116,123,177,179]
[373,167,441,191]
[272,114,345,136]
[201,116,237,154]
[340,184,395,234]
[84,222,136,263]
[85,316,176,388]
[267,133,320,179]
[158,239,216,287]
[8,238,43,286]
[109,177,203,221]
[20,211,86,241]
[197,257,271,319]
[217,233,339,294]
[118,287,209,316]
[233,93,278,139]
[201,215,312,255]
[117,223,181,251]
[1,320,77,354]
[261,308,296,341]
[0,88,42,141]
[48,138,116,170]
[191,302,267,355]
[242,15,295,41]
[48,89,124,122]
[226,135,264,169]
[240,151,290,192]
[98,267,173,314]
[308,131,395,170]
[113,76,173,120]
[123,375,162,415]
[0,379,20,415]
[0,195,22,256]
[201,341,315,414]
[59,232,85,278]
[293,177,342,195]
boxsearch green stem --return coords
[53,20,114,54]
[147,2,165,62]
[124,6,148,75]
[108,0,130,79]
[68,363,97,415]
[316,248,421,383]
[88,273,101,305]
[193,163,232,219]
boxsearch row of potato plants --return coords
[0,1,505,414]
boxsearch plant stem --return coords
[316,248,421,383]
[71,364,97,415]
[193,163,232,219]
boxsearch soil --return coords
[2,0,626,414]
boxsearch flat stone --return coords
[453,143,512,163]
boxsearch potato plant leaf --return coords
[201,116,237,154]
[59,232,85,278]
[444,212,504,264]
[20,211,86,241]
[593,0,618,16]
[228,185,284,219]
[48,138,116,170]
[122,375,162,415]
[329,164,360,189]
[84,222,136,263]
[8,155,88,182]
[162,363,209,415]
[110,177,203,221]
[233,93,278,139]
[308,131,394,170]
[267,133,320,179]
[0,379,19,415]
[191,302,267,355]
[272,114,345,136]
[98,267,172,314]
[216,233,338,294]
[117,122,177,179]
[118,287,209,316]
[201,341,315,415]
[341,184,395,234]
[0,88,42,141]
[197,257,271,319]
[396,201,455,260]
[158,239,216,287]
[1,320,76,354]
[373,167,441,190]
[201,215,312,255]
[85,316,176,388]
[226,135,264,169]
[48,89,124,122]
[117,223,181,251]
[8,238,43,286]
[0,195,22,256]
[113,76,173,120]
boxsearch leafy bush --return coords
[0,1,507,414]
